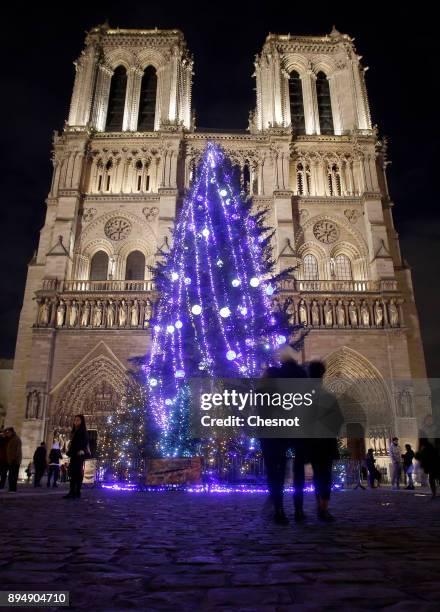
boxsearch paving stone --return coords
[0,485,439,610]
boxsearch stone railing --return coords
[41,277,398,295]
[279,278,398,293]
[41,279,155,293]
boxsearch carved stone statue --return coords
[388,299,399,327]
[311,300,320,326]
[39,299,50,326]
[374,300,384,327]
[286,299,296,325]
[93,301,103,327]
[80,300,90,327]
[336,300,345,327]
[348,300,358,327]
[324,300,333,327]
[272,297,281,312]
[26,390,40,419]
[298,300,307,325]
[107,300,116,327]
[143,300,153,327]
[360,301,370,326]
[398,389,413,417]
[69,300,78,327]
[130,300,139,327]
[56,300,66,327]
[118,299,127,327]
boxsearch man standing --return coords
[388,437,402,490]
[402,443,415,490]
[33,442,47,487]
[4,427,22,492]
[47,442,63,488]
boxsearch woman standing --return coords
[64,415,89,499]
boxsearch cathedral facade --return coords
[8,25,429,470]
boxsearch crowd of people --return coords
[0,414,90,499]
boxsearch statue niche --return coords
[26,390,41,419]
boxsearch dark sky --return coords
[0,1,437,374]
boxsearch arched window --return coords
[125,250,145,280]
[333,255,352,280]
[328,163,342,196]
[288,71,305,135]
[137,66,157,131]
[303,254,319,280]
[90,251,109,281]
[296,162,311,195]
[106,66,127,131]
[316,72,334,135]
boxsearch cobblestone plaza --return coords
[1,485,439,610]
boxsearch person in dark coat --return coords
[0,430,8,489]
[4,427,22,492]
[260,348,308,524]
[47,442,63,488]
[416,437,440,499]
[33,442,47,487]
[307,360,343,521]
[64,414,89,499]
[402,443,415,490]
[259,364,290,524]
[365,448,381,488]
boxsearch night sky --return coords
[0,2,437,375]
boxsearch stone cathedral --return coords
[8,24,429,471]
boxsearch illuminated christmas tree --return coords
[97,370,149,482]
[145,141,307,457]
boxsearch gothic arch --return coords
[135,49,167,71]
[299,213,369,259]
[322,346,393,429]
[81,210,158,245]
[312,56,338,78]
[50,354,135,433]
[282,54,309,77]
[104,49,136,71]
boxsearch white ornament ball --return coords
[250,277,260,287]
[192,304,202,315]
[219,307,231,318]
[226,350,237,361]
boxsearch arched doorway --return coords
[50,355,133,455]
[323,346,392,461]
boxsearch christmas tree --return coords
[145,142,307,458]
[97,367,151,482]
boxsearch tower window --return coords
[296,162,311,195]
[303,254,318,280]
[316,72,334,135]
[90,251,109,281]
[145,175,151,191]
[125,250,145,280]
[288,71,305,135]
[328,164,342,196]
[333,254,352,280]
[137,66,157,131]
[106,66,127,132]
